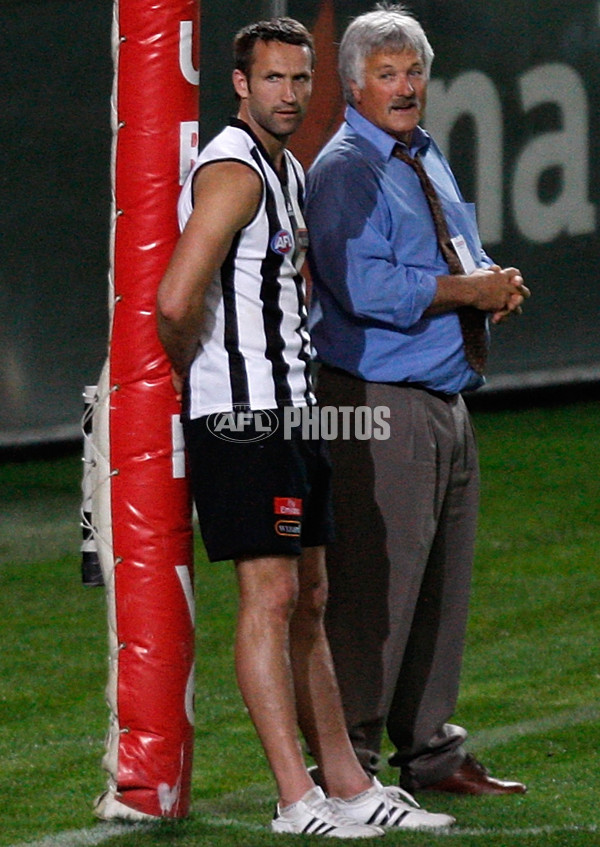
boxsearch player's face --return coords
[234,40,313,144]
[350,48,427,144]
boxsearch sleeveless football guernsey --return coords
[178,119,315,419]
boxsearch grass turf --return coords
[0,395,598,846]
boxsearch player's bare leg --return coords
[290,545,373,799]
[234,555,314,808]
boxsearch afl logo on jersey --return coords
[271,229,294,255]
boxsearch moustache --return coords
[390,97,419,109]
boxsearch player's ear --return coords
[233,69,249,100]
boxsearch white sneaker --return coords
[272,786,385,838]
[330,778,456,830]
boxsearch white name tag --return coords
[451,234,477,274]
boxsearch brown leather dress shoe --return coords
[421,754,527,795]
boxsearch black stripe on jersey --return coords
[286,153,305,209]
[221,231,251,408]
[285,153,315,407]
[292,270,315,407]
[250,147,294,407]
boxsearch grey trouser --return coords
[317,366,479,789]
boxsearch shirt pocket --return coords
[445,200,485,265]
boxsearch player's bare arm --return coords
[424,266,530,319]
[157,160,262,381]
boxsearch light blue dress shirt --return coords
[306,106,491,394]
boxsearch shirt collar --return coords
[345,104,431,160]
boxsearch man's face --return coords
[350,48,427,143]
[234,40,313,143]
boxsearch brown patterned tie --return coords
[393,145,487,374]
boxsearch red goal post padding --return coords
[91,0,199,820]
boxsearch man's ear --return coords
[233,69,249,100]
[348,79,362,105]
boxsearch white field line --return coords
[9,819,598,847]
[8,705,599,847]
[469,704,600,749]
[12,816,600,847]
[201,820,600,839]
[448,826,598,837]
[196,819,600,839]
[8,824,148,847]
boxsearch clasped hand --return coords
[474,264,531,324]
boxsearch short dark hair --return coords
[233,17,316,78]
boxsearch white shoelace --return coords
[375,780,422,809]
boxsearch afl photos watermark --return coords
[206,405,391,443]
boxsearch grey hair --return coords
[339,3,434,105]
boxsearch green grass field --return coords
[1,393,599,847]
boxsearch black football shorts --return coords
[183,407,335,562]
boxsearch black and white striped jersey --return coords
[178,119,315,419]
